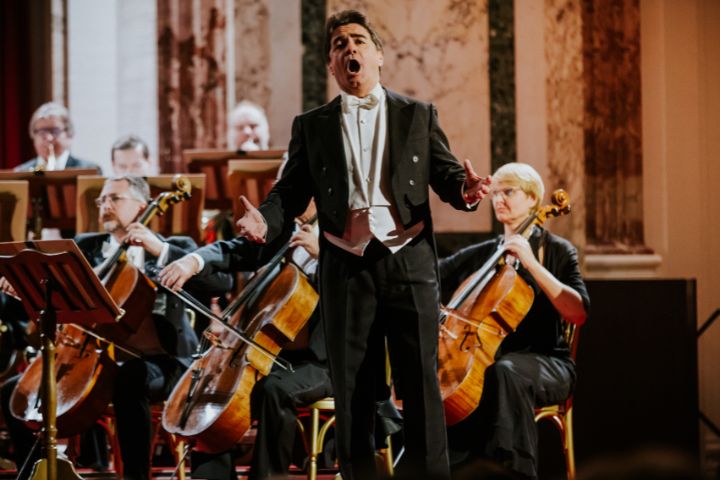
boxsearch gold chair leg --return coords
[564,407,575,480]
[174,438,186,480]
[308,407,319,480]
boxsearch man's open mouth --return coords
[347,59,361,74]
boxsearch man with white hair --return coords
[228,100,271,151]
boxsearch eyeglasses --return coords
[490,187,522,200]
[94,194,140,207]
[32,127,67,137]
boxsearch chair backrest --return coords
[76,174,207,244]
[183,149,286,211]
[564,321,580,360]
[227,159,284,223]
[0,169,97,236]
[0,181,29,241]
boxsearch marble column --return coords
[157,0,229,173]
[581,0,647,254]
[544,0,586,250]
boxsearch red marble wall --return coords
[157,0,229,173]
[582,0,647,253]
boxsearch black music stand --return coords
[0,240,122,480]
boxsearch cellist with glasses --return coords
[438,163,589,480]
[0,176,232,480]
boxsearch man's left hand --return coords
[462,159,492,204]
[123,223,164,257]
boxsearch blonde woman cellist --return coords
[439,163,589,480]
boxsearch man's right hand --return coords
[235,195,268,244]
[158,255,201,292]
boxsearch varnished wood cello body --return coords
[438,190,570,425]
[9,177,192,436]
[162,222,318,453]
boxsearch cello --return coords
[9,177,192,436]
[161,219,318,453]
[437,190,570,425]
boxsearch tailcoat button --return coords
[412,155,419,163]
[409,179,415,186]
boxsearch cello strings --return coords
[440,309,508,337]
[158,284,294,372]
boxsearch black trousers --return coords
[249,361,333,479]
[447,351,575,479]
[320,236,450,480]
[113,356,183,480]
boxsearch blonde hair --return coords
[493,162,544,210]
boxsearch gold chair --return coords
[295,397,395,480]
[0,180,28,241]
[226,159,284,224]
[534,322,579,480]
[296,397,337,480]
[296,348,397,480]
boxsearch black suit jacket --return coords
[74,232,232,366]
[15,155,102,174]
[258,89,474,244]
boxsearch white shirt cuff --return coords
[189,253,205,274]
[155,242,171,267]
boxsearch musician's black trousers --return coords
[249,361,333,479]
[447,351,575,479]
[188,361,333,480]
[113,356,182,480]
[319,236,450,480]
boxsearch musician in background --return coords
[229,100,271,151]
[14,102,102,173]
[111,134,154,176]
[0,176,232,480]
[438,163,589,480]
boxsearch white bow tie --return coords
[345,94,379,111]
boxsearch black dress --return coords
[439,226,590,479]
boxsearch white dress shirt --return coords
[102,235,170,271]
[324,82,424,257]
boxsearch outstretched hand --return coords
[462,159,492,204]
[235,195,268,244]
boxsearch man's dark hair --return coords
[324,10,383,63]
[111,134,150,161]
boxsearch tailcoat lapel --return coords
[316,95,347,187]
[386,89,416,178]
[313,96,350,233]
